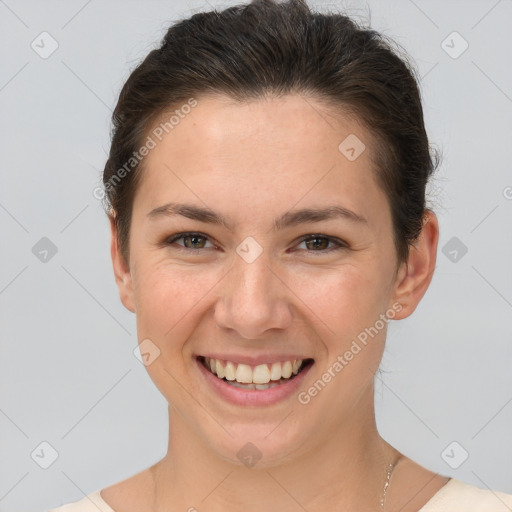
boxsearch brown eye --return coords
[165,232,215,250]
[304,236,329,250]
[163,232,346,255]
[182,234,207,248]
[295,235,347,254]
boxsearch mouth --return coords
[197,355,315,391]
[196,356,314,405]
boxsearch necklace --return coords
[151,454,401,510]
[380,457,399,510]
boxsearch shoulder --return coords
[45,466,155,512]
[45,490,115,512]
[419,478,512,512]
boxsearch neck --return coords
[151,386,400,512]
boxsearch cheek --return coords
[288,263,388,335]
[132,261,223,338]
[302,267,390,391]
[131,247,393,347]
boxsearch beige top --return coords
[46,478,512,512]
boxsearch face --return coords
[111,93,437,466]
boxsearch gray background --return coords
[1,1,511,511]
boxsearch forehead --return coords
[134,93,388,230]
[150,93,369,158]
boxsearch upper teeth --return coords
[205,357,304,384]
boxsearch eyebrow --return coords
[147,202,368,231]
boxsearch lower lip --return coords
[196,357,314,406]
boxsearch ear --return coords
[389,209,439,320]
[109,216,136,313]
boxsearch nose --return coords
[214,248,293,339]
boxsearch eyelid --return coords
[164,231,348,254]
[165,231,218,250]
[294,234,347,254]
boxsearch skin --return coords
[105,93,448,512]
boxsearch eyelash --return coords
[164,232,347,255]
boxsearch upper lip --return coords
[197,353,314,366]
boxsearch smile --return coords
[195,355,315,405]
[201,356,313,390]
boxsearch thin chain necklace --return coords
[151,454,401,511]
[380,457,399,510]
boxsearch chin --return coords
[204,421,309,470]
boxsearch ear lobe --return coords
[390,210,439,320]
[109,216,136,313]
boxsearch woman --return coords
[47,0,512,510]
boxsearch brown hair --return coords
[102,0,438,267]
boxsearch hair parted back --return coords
[103,0,438,267]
